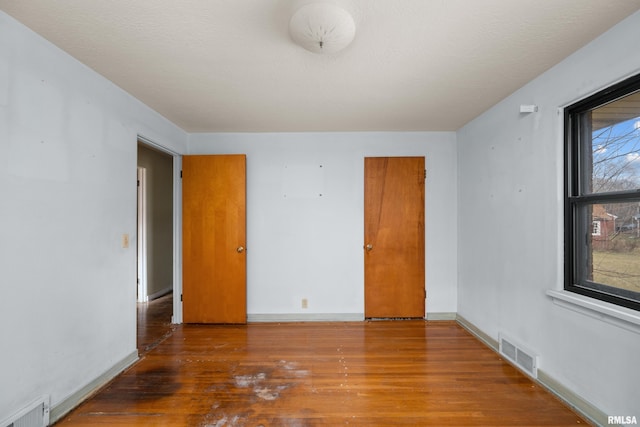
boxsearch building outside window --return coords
[565,73,640,311]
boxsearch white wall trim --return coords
[137,135,183,324]
[248,313,364,322]
[49,351,138,424]
[546,290,640,334]
[426,312,457,321]
[172,154,183,324]
[249,313,457,322]
[455,314,499,350]
[137,135,180,157]
[136,166,148,303]
[456,314,605,427]
[537,369,607,427]
[148,287,172,301]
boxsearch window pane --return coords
[567,74,640,310]
[588,202,640,296]
[589,91,640,194]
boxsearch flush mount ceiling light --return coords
[289,3,356,54]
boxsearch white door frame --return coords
[137,166,148,303]
[137,135,183,323]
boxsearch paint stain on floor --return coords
[199,360,312,426]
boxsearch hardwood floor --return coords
[137,292,175,356]
[56,316,589,426]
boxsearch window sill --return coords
[546,290,640,334]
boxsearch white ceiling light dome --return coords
[289,3,356,54]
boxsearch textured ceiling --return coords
[2,0,640,132]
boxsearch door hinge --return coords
[137,179,140,187]
[424,289,427,299]
[180,170,183,178]
[424,169,427,180]
[180,294,183,302]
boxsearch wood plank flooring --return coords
[56,316,590,426]
[137,292,175,355]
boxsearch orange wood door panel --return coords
[364,157,425,318]
[182,154,246,324]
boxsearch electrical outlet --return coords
[122,233,130,248]
[301,298,308,309]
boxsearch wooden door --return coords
[364,157,425,318]
[182,154,246,324]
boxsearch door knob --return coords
[237,246,245,253]
[365,244,373,251]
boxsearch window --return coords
[565,73,640,311]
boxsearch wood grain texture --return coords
[56,321,589,426]
[182,155,246,324]
[365,157,426,318]
[137,293,175,355]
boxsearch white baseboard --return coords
[249,313,457,322]
[148,287,172,301]
[248,313,364,322]
[426,312,457,321]
[537,369,606,426]
[50,350,139,424]
[455,314,604,427]
[455,314,499,350]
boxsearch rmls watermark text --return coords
[608,415,637,425]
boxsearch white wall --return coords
[457,10,640,418]
[12,0,640,421]
[0,11,187,422]
[188,132,458,318]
